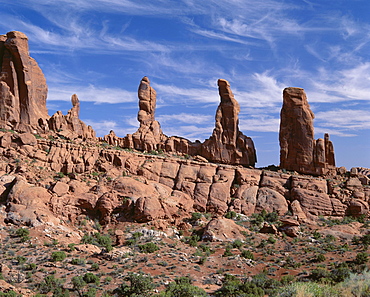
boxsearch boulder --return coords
[202,217,248,242]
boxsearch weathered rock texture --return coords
[0,31,95,139]
[131,77,167,151]
[279,87,335,175]
[0,130,368,226]
[0,31,48,132]
[201,79,257,166]
[49,94,95,140]
[105,77,256,167]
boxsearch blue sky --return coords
[1,0,369,169]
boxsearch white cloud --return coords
[48,84,137,104]
[157,113,213,125]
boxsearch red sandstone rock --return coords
[202,217,248,242]
[201,79,256,166]
[279,87,335,175]
[49,94,96,140]
[0,31,49,132]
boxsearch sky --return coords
[1,0,369,169]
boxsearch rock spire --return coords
[279,87,335,175]
[201,79,257,166]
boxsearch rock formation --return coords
[279,87,335,175]
[201,79,256,166]
[0,31,49,132]
[112,77,257,167]
[0,31,95,139]
[49,94,95,140]
[131,77,167,151]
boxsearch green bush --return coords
[114,272,155,297]
[215,274,264,297]
[83,273,100,285]
[355,252,368,265]
[81,232,113,252]
[38,275,64,294]
[51,251,67,262]
[15,228,30,242]
[159,276,208,297]
[139,242,159,253]
[241,250,255,260]
[71,258,86,265]
[225,211,237,219]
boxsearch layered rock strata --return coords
[0,131,368,226]
[279,87,335,175]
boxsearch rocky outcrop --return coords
[0,31,49,132]
[201,79,256,166]
[279,87,335,175]
[108,77,256,167]
[49,94,95,140]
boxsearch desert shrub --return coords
[0,291,18,297]
[68,243,76,251]
[24,263,37,271]
[138,242,159,253]
[81,232,113,252]
[313,253,326,263]
[250,210,279,226]
[83,273,100,285]
[38,275,64,294]
[214,274,264,297]
[251,273,280,294]
[191,212,203,221]
[232,239,243,249]
[15,228,30,242]
[16,255,27,264]
[114,272,155,297]
[71,258,86,265]
[159,276,208,297]
[241,250,255,260]
[225,211,237,219]
[90,263,99,271]
[309,268,331,282]
[183,234,200,247]
[355,252,369,265]
[222,246,233,257]
[330,265,351,283]
[51,251,66,262]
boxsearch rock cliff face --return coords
[0,131,368,226]
[0,31,48,132]
[279,87,335,175]
[106,77,257,167]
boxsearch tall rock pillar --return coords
[201,79,257,166]
[279,87,335,175]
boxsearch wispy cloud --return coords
[157,113,213,125]
[48,84,137,104]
